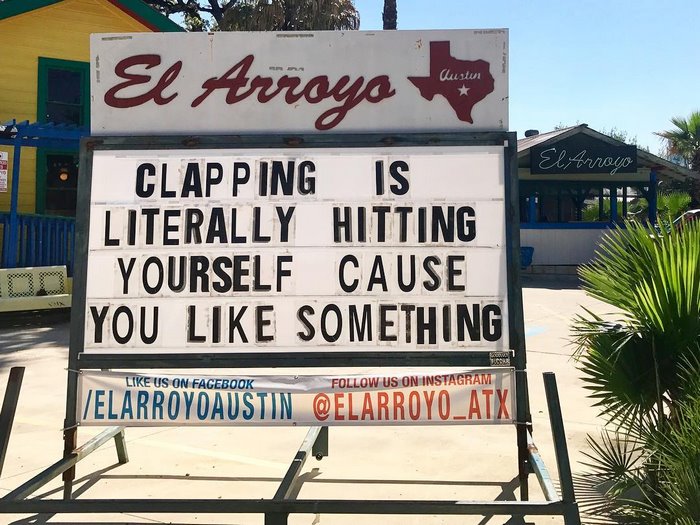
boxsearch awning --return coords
[0,119,88,150]
[0,120,89,269]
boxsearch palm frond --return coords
[574,216,700,523]
[575,430,647,524]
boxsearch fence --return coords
[0,213,75,275]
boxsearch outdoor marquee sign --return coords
[72,28,521,431]
[90,29,508,135]
[71,137,520,426]
[74,29,520,429]
[0,29,581,525]
[80,145,509,357]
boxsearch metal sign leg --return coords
[264,512,289,525]
[62,426,77,500]
[312,426,328,460]
[515,369,532,500]
[0,367,25,477]
[114,429,129,464]
[265,426,328,525]
[5,426,127,501]
[543,373,581,525]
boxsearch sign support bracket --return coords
[4,425,128,502]
[266,425,327,525]
[0,366,24,477]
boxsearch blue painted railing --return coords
[0,213,76,275]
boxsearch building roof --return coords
[517,124,697,182]
[0,0,184,32]
[517,126,576,152]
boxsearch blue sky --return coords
[353,0,699,154]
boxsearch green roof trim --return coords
[0,0,184,32]
[110,0,184,32]
[0,0,62,20]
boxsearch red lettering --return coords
[361,392,374,420]
[482,389,493,419]
[105,54,395,130]
[334,393,345,420]
[348,393,359,421]
[252,75,284,103]
[497,389,510,419]
[104,55,181,108]
[392,391,405,420]
[377,392,389,420]
[188,54,394,130]
[422,390,434,419]
[408,391,420,420]
[317,75,395,130]
[192,55,255,107]
[437,390,450,420]
[468,390,481,419]
[382,376,398,387]
[365,75,394,102]
[303,76,330,103]
[281,75,304,103]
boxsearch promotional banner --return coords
[78,368,515,426]
[91,29,508,134]
[81,146,509,355]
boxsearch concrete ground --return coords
[0,275,607,525]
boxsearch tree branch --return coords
[206,0,224,22]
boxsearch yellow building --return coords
[0,0,182,218]
[0,0,181,283]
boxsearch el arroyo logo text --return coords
[103,40,494,130]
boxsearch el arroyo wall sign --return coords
[530,135,637,175]
[91,30,508,134]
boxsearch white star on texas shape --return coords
[458,84,470,96]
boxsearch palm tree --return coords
[382,0,396,30]
[572,220,700,523]
[220,0,360,31]
[655,111,700,171]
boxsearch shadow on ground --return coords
[11,468,535,525]
[521,274,582,291]
[0,310,70,370]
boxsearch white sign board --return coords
[0,151,8,192]
[78,369,515,426]
[91,30,508,135]
[82,145,508,355]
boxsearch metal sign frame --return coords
[0,132,580,524]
